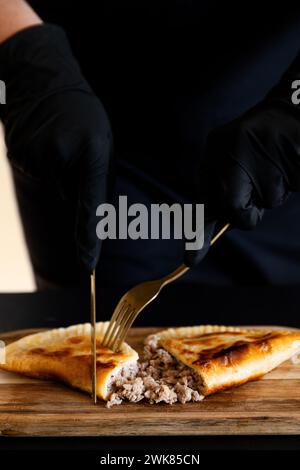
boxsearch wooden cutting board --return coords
[0,326,300,437]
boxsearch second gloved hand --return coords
[0,24,113,272]
[202,51,300,231]
[186,51,300,267]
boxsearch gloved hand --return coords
[185,51,300,267]
[0,24,113,273]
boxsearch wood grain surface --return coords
[0,326,300,437]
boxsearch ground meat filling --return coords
[107,335,204,407]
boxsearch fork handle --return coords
[160,223,230,287]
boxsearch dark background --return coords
[0,285,300,332]
[1,1,300,452]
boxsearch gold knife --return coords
[90,269,97,404]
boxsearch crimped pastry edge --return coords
[5,322,136,357]
[156,324,282,342]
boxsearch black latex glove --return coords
[185,50,300,267]
[0,24,113,273]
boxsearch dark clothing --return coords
[14,1,300,289]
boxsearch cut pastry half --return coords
[156,325,300,395]
[1,324,300,406]
[107,325,300,406]
[0,322,138,401]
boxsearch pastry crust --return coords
[156,325,300,395]
[0,322,138,400]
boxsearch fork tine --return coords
[105,304,124,343]
[102,301,128,346]
[102,307,125,347]
[104,302,132,348]
[108,304,134,350]
[113,308,140,351]
[114,311,138,351]
[108,303,132,345]
[109,307,136,351]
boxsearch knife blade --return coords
[90,269,97,404]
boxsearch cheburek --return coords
[0,322,138,400]
[106,325,300,406]
[157,325,300,395]
[1,323,300,405]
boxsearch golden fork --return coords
[102,223,230,351]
